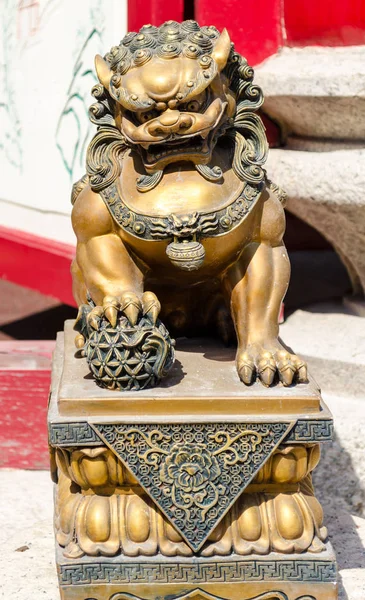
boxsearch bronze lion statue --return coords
[71,20,307,390]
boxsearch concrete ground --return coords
[0,301,364,599]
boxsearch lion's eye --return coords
[181,100,200,112]
[137,110,158,123]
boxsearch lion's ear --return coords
[211,28,231,72]
[95,54,112,89]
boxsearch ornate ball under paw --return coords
[85,315,175,391]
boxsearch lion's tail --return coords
[71,174,89,206]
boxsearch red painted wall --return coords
[285,0,365,46]
[128,0,365,65]
[128,0,282,64]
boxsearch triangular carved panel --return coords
[92,422,293,551]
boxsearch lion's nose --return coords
[159,110,180,126]
[146,110,194,136]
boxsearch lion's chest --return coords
[99,150,262,276]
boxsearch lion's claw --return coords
[257,352,276,386]
[103,296,119,327]
[142,291,161,325]
[119,291,142,325]
[237,352,255,385]
[293,357,308,384]
[276,350,296,386]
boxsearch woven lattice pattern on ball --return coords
[85,315,174,391]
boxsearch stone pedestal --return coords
[48,321,338,600]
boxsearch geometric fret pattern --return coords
[59,559,337,586]
[49,422,101,446]
[49,418,334,447]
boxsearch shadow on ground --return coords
[1,305,77,339]
[314,432,365,599]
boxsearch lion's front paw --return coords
[73,291,174,391]
[236,343,308,387]
[74,291,161,348]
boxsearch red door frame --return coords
[128,0,365,65]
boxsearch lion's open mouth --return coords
[141,133,210,166]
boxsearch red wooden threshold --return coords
[0,225,76,307]
[0,340,54,469]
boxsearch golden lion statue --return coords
[71,20,307,390]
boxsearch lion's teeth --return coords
[149,142,204,162]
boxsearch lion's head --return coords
[85,20,268,194]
